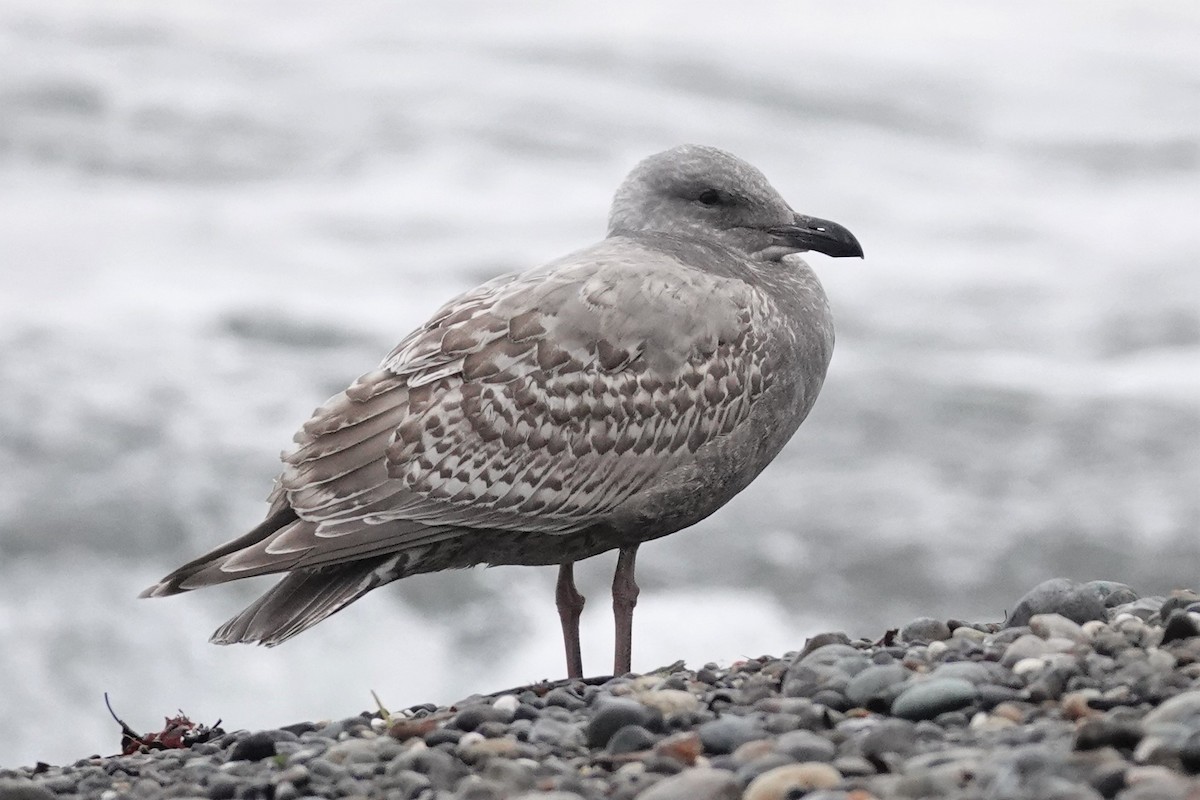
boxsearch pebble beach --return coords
[8,577,1200,800]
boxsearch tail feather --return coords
[210,554,407,646]
[139,508,300,598]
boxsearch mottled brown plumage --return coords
[141,145,862,675]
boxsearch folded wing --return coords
[143,242,781,610]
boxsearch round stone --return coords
[634,690,700,715]
[774,729,837,763]
[585,698,653,748]
[1028,613,1087,643]
[743,762,842,800]
[1142,690,1200,729]
[1006,579,1107,628]
[633,767,740,800]
[900,617,952,643]
[607,724,659,755]
[892,679,978,721]
[845,663,911,709]
[228,732,277,762]
[698,716,767,755]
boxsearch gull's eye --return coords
[696,189,722,206]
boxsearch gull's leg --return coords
[556,561,586,679]
[612,545,640,676]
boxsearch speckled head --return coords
[607,144,863,261]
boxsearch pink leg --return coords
[556,562,585,679]
[612,545,640,676]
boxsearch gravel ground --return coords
[7,577,1200,800]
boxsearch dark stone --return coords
[1158,590,1200,619]
[513,703,541,721]
[641,755,685,776]
[977,685,1023,709]
[606,724,659,755]
[1179,730,1200,774]
[424,727,464,746]
[227,732,276,762]
[1162,610,1200,644]
[237,782,275,800]
[586,699,653,748]
[697,716,766,755]
[1088,762,1128,799]
[1074,718,1143,751]
[278,721,318,737]
[891,678,977,721]
[810,689,851,712]
[204,775,240,800]
[451,705,509,731]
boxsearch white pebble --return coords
[456,731,485,749]
[952,626,987,643]
[492,694,520,716]
[1012,657,1047,676]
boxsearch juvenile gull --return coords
[141,144,863,678]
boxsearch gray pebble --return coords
[774,729,837,762]
[544,687,587,711]
[1144,690,1200,728]
[1007,579,1108,628]
[607,724,659,755]
[845,663,911,709]
[900,617,952,642]
[0,782,57,800]
[892,679,978,721]
[857,718,919,764]
[698,716,767,755]
[796,643,865,669]
[531,716,584,747]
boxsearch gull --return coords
[141,144,863,678]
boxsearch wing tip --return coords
[137,582,170,599]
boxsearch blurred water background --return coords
[0,0,1197,767]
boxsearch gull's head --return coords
[608,144,863,261]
